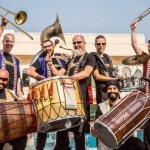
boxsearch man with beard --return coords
[54,35,96,150]
[91,80,146,150]
[27,39,66,150]
[0,68,27,150]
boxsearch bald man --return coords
[0,69,27,150]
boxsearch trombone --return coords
[0,6,33,40]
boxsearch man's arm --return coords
[93,69,117,81]
[72,65,93,80]
[26,66,45,81]
[130,20,143,55]
[47,62,66,76]
[0,17,8,37]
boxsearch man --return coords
[0,68,27,150]
[93,35,119,104]
[54,35,96,150]
[0,17,22,98]
[130,20,150,150]
[91,80,146,150]
[27,39,66,150]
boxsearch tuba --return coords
[40,15,66,44]
[30,15,66,65]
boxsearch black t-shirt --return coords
[67,52,96,103]
[3,52,20,90]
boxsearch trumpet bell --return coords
[15,11,27,25]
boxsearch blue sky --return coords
[0,0,150,40]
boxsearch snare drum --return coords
[0,100,37,142]
[94,91,150,149]
[29,76,85,132]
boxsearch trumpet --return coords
[0,6,33,40]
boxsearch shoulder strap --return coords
[103,53,113,67]
[79,52,89,71]
[95,52,106,68]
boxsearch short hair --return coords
[148,40,150,43]
[95,35,106,43]
[3,33,15,41]
[72,35,85,42]
[41,40,53,46]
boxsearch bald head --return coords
[0,69,9,91]
[0,69,9,79]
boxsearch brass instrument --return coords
[40,15,66,44]
[0,6,33,40]
[134,7,150,22]
[31,15,66,65]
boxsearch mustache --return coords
[108,92,119,101]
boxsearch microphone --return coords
[54,39,60,45]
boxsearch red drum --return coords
[0,100,37,142]
[29,76,85,132]
[94,91,150,149]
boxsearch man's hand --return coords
[130,20,137,31]
[91,128,99,138]
[1,16,8,27]
[45,53,53,65]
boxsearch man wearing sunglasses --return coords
[54,35,96,150]
[0,68,27,150]
[0,17,22,99]
[93,35,120,104]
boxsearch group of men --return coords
[0,15,150,150]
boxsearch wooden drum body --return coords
[0,100,37,142]
[29,76,85,132]
[94,91,150,149]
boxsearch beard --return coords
[74,49,82,56]
[108,92,119,101]
[0,83,6,91]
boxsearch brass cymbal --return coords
[122,54,149,65]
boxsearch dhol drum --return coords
[29,76,85,132]
[94,90,150,149]
[0,99,37,142]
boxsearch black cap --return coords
[104,80,120,92]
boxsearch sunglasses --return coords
[96,43,106,46]
[0,77,8,82]
[73,41,83,45]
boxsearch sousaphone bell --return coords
[30,15,66,65]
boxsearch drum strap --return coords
[1,52,18,91]
[145,59,150,96]
[66,55,84,75]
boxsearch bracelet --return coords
[49,63,53,66]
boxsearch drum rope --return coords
[145,59,150,96]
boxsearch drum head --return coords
[94,121,118,149]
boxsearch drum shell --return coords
[94,91,150,149]
[0,100,37,142]
[30,76,86,132]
